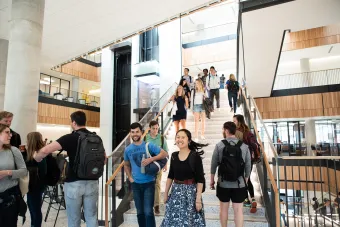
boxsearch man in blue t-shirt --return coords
[124,122,168,227]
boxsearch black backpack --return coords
[172,151,206,193]
[218,140,245,185]
[73,131,105,180]
[228,80,239,92]
[44,154,61,186]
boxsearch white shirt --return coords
[208,74,220,89]
[193,91,204,105]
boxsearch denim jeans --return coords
[281,214,287,226]
[228,91,238,113]
[132,181,156,227]
[27,189,44,227]
[64,181,99,227]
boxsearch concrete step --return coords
[119,220,267,227]
[129,198,265,214]
[122,209,267,227]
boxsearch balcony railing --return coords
[39,85,100,107]
[273,68,340,90]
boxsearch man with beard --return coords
[0,111,21,148]
[124,122,168,227]
[210,122,251,227]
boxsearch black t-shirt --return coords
[56,128,91,182]
[168,151,205,183]
[10,129,21,148]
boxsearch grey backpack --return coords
[73,131,105,180]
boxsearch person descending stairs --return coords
[119,89,267,226]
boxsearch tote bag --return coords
[144,142,168,175]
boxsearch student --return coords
[210,122,251,227]
[192,79,207,141]
[207,66,220,112]
[181,68,194,91]
[171,85,189,133]
[225,74,241,113]
[124,122,168,227]
[144,120,169,215]
[334,192,340,219]
[0,111,21,148]
[161,129,207,226]
[179,78,191,107]
[201,69,209,91]
[321,198,334,216]
[0,123,28,226]
[280,199,288,227]
[233,114,257,213]
[220,74,226,89]
[25,132,47,227]
[34,111,106,227]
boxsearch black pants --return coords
[0,187,20,227]
[209,89,220,110]
[228,91,238,113]
[27,189,44,227]
[246,165,255,198]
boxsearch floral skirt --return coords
[161,183,206,227]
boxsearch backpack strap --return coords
[188,151,196,174]
[161,135,164,149]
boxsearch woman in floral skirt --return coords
[161,129,207,227]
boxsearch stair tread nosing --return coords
[123,209,267,222]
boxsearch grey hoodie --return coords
[211,138,251,188]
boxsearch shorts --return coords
[216,185,247,203]
[193,104,204,113]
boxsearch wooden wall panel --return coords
[322,91,340,108]
[255,92,340,120]
[283,24,340,51]
[37,103,100,127]
[58,61,100,82]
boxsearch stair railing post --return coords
[160,112,164,135]
[111,179,116,227]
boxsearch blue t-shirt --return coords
[124,141,161,183]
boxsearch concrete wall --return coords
[240,0,340,97]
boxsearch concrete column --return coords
[4,0,45,142]
[0,39,9,109]
[100,47,114,156]
[305,119,317,155]
[300,58,310,73]
[300,58,311,87]
[72,77,79,101]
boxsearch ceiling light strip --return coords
[51,0,230,71]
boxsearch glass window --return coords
[140,28,159,62]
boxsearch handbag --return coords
[10,149,29,196]
[144,142,168,175]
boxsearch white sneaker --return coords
[193,138,199,142]
[200,135,206,140]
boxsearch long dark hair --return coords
[233,114,250,134]
[27,132,45,161]
[176,129,208,156]
[179,79,190,91]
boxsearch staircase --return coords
[119,89,268,226]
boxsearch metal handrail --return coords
[107,83,177,158]
[241,90,280,226]
[104,91,175,227]
[273,68,340,90]
[249,96,279,158]
[277,67,340,77]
